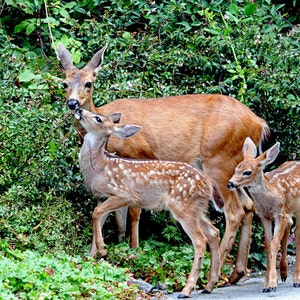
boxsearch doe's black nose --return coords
[67,99,80,110]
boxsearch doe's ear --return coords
[114,125,142,139]
[85,43,108,74]
[57,44,74,71]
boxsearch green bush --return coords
[0,0,299,283]
[107,239,217,293]
[0,241,138,299]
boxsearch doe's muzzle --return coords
[67,99,81,110]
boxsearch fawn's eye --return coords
[85,82,92,89]
[62,82,68,89]
[94,116,102,123]
[243,171,252,176]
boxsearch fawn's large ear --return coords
[242,137,257,158]
[85,43,108,74]
[57,44,74,71]
[257,142,280,167]
[114,125,142,139]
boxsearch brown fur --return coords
[77,109,221,297]
[58,44,270,283]
[228,137,300,292]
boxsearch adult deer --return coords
[75,107,222,298]
[227,137,300,292]
[58,43,270,284]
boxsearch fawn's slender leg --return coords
[128,207,141,248]
[294,210,300,287]
[168,200,216,298]
[91,196,130,257]
[199,218,220,293]
[269,214,287,290]
[280,216,293,282]
[261,218,273,292]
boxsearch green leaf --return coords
[14,20,29,33]
[18,69,36,82]
[60,9,70,18]
[224,27,231,36]
[244,3,257,16]
[228,3,238,15]
[228,69,237,73]
[26,23,36,35]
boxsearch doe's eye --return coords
[62,82,68,89]
[94,116,102,123]
[243,171,252,176]
[85,82,92,89]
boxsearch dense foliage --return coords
[0,0,299,296]
[0,240,139,299]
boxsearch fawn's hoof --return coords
[201,289,211,294]
[263,287,276,293]
[177,293,189,298]
[294,283,300,287]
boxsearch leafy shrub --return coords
[0,241,138,299]
[0,0,299,280]
[107,239,216,293]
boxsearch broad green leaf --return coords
[228,3,238,15]
[224,27,231,36]
[71,49,82,64]
[18,69,36,82]
[26,23,36,35]
[59,9,69,18]
[244,3,257,16]
[14,20,29,33]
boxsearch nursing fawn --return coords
[75,108,222,298]
[58,44,270,283]
[227,137,300,292]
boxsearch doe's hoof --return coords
[281,276,287,282]
[229,270,245,285]
[201,289,211,294]
[177,293,189,298]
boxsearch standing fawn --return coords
[58,43,270,284]
[75,108,222,298]
[227,137,300,292]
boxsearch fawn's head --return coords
[227,137,280,190]
[74,108,141,140]
[58,43,107,111]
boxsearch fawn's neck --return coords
[247,173,271,200]
[80,133,108,167]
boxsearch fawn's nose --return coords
[67,99,80,110]
[227,181,236,190]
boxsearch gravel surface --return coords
[164,266,300,300]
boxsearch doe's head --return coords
[58,43,108,111]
